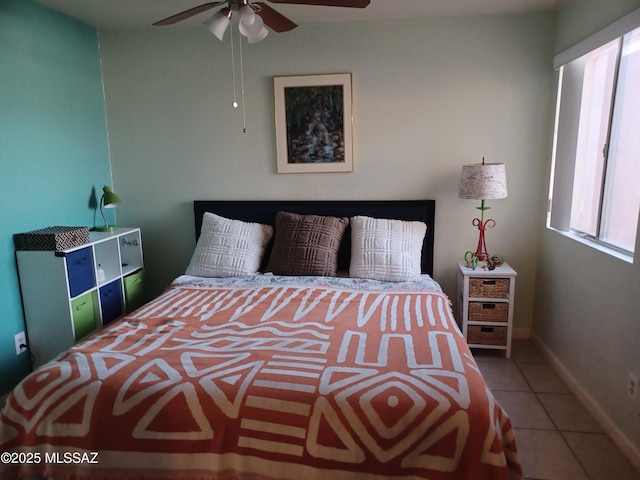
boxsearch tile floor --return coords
[474,340,640,480]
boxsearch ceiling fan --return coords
[153,0,371,39]
[153,0,370,131]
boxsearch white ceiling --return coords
[34,0,569,29]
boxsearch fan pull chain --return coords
[238,32,247,133]
[228,21,247,133]
[230,26,238,109]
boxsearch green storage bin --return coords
[71,291,97,341]
[124,269,146,313]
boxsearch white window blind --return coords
[549,7,640,257]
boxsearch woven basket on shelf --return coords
[469,278,510,298]
[14,226,89,251]
[468,302,508,323]
[467,325,507,346]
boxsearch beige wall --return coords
[534,0,640,466]
[99,13,555,333]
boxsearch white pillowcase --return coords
[186,213,273,277]
[349,215,427,282]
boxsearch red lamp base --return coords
[471,217,496,261]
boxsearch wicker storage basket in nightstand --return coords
[468,278,510,298]
[468,302,509,322]
[467,325,508,346]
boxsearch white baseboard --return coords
[531,333,640,472]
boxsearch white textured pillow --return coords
[349,215,427,282]
[186,213,273,277]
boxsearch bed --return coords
[0,200,522,480]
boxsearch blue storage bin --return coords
[100,279,123,325]
[66,247,95,298]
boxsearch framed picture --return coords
[274,73,353,173]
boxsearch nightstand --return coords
[457,261,517,358]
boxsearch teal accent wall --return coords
[0,0,112,395]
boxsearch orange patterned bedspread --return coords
[0,276,522,480]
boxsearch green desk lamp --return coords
[95,185,121,232]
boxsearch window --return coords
[549,21,640,257]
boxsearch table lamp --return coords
[95,185,121,232]
[459,158,507,261]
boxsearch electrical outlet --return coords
[627,371,639,401]
[14,331,27,355]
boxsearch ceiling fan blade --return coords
[267,0,370,7]
[153,2,225,26]
[254,3,297,32]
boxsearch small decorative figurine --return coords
[464,251,504,270]
[486,255,504,270]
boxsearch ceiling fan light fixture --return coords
[238,5,265,38]
[247,26,269,44]
[203,10,230,41]
[238,5,256,23]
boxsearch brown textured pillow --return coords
[266,212,349,276]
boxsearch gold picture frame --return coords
[274,73,353,173]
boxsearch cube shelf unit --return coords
[16,228,145,368]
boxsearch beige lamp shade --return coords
[459,163,508,200]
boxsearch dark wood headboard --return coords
[193,200,436,276]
